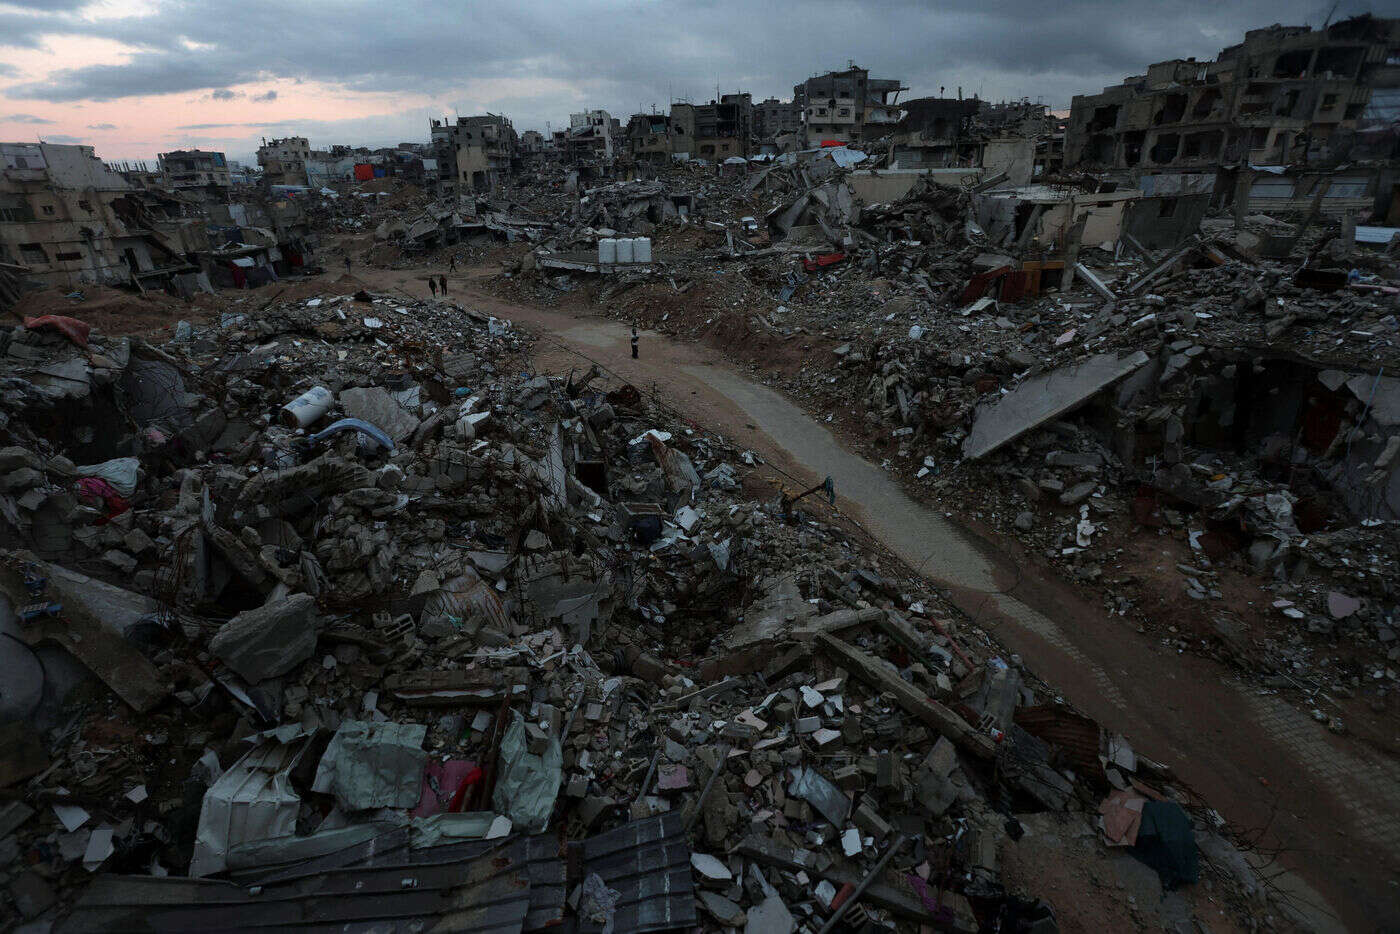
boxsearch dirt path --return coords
[341,262,1396,932]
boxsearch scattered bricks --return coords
[923,736,959,778]
[524,721,551,755]
[914,768,958,816]
[831,764,864,791]
[875,752,899,790]
[852,802,891,842]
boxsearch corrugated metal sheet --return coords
[188,732,313,877]
[60,836,540,934]
[1014,703,1106,783]
[64,816,692,934]
[575,813,697,933]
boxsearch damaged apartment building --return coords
[255,136,311,189]
[430,114,519,197]
[795,65,907,149]
[156,149,231,201]
[553,110,619,166]
[0,142,205,292]
[1066,14,1400,245]
[868,96,1060,190]
[754,96,803,151]
[626,95,757,165]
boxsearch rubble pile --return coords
[477,158,1400,705]
[0,285,1269,930]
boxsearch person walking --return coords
[449,254,457,272]
[631,326,639,360]
[428,277,437,298]
[439,274,448,295]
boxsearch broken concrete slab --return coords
[339,386,421,443]
[963,351,1150,459]
[209,593,319,683]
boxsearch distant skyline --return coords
[0,0,1389,165]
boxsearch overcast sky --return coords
[0,0,1391,165]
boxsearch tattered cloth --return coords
[24,315,91,348]
[74,478,131,523]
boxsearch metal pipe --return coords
[817,833,911,934]
[684,743,731,832]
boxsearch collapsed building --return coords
[0,143,203,292]
[0,278,1275,932]
[3,22,1400,932]
[255,136,312,188]
[156,150,231,199]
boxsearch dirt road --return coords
[346,262,1398,932]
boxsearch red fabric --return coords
[411,759,480,817]
[353,163,374,181]
[74,478,130,524]
[23,315,91,348]
[802,252,846,272]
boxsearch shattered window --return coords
[1249,178,1296,199]
[1325,178,1369,198]
[0,193,33,222]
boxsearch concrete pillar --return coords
[1233,167,1254,228]
[1338,210,1356,260]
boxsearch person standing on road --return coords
[344,256,351,275]
[428,277,437,298]
[631,326,639,359]
[439,274,448,295]
[449,254,457,272]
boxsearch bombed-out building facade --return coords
[1066,15,1400,228]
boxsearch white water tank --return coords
[597,238,617,264]
[280,386,333,428]
[615,237,636,263]
[633,237,652,263]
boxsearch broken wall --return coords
[982,138,1036,187]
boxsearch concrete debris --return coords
[5,35,1397,931]
[208,592,319,683]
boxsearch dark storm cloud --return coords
[210,88,239,100]
[87,122,117,129]
[1,0,1384,124]
[253,89,277,102]
[2,112,52,123]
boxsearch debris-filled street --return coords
[4,8,1400,933]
